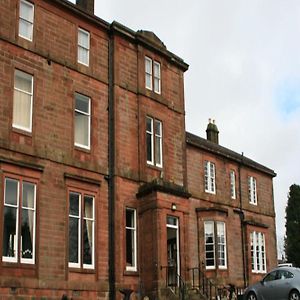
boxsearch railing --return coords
[161,265,187,300]
[188,266,244,300]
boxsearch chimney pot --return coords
[76,0,94,14]
[206,119,219,144]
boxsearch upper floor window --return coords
[250,231,266,273]
[248,176,257,205]
[230,170,236,199]
[19,0,34,41]
[125,208,137,271]
[204,221,227,269]
[2,177,36,264]
[68,191,95,269]
[74,93,91,150]
[204,161,216,194]
[78,28,90,66]
[145,57,161,94]
[13,70,33,132]
[146,116,163,168]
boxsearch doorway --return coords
[167,216,179,287]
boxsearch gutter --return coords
[108,27,116,300]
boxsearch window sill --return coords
[146,162,163,171]
[12,126,33,137]
[74,145,91,153]
[124,269,139,276]
[68,267,95,274]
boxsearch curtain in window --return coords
[13,71,32,130]
[78,30,89,65]
[21,182,35,259]
[69,193,80,265]
[83,196,93,266]
[3,179,18,260]
[75,94,90,148]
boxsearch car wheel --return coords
[289,290,300,300]
[247,292,257,300]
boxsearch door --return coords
[167,216,179,287]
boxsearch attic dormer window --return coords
[145,56,161,94]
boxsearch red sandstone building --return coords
[0,0,277,299]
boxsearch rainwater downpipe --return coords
[238,152,248,288]
[108,27,116,300]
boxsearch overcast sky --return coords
[86,0,300,256]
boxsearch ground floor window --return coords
[125,207,137,271]
[204,221,227,269]
[250,231,266,273]
[68,191,95,269]
[2,177,36,264]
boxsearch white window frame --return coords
[204,161,216,194]
[19,0,34,41]
[230,170,236,199]
[3,178,36,264]
[167,216,180,278]
[78,28,90,66]
[204,221,227,270]
[204,221,215,269]
[146,116,163,168]
[145,57,161,94]
[217,222,227,269]
[74,93,91,150]
[153,61,161,94]
[248,176,257,205]
[13,70,34,133]
[145,57,153,90]
[68,192,95,270]
[125,208,137,272]
[250,231,266,273]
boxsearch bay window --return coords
[204,221,227,269]
[68,191,95,269]
[250,231,266,273]
[2,177,36,264]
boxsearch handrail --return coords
[161,265,186,300]
[188,266,244,300]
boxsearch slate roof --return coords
[186,132,276,177]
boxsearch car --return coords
[243,266,300,300]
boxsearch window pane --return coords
[20,1,34,22]
[155,135,161,165]
[126,227,134,266]
[22,182,35,208]
[19,20,33,40]
[145,58,152,74]
[75,94,90,113]
[145,74,152,89]
[146,132,152,162]
[13,90,31,129]
[69,193,80,216]
[78,47,89,65]
[126,209,134,228]
[21,208,34,259]
[83,219,93,265]
[2,207,17,258]
[69,217,79,264]
[5,179,18,206]
[154,120,161,135]
[78,29,89,48]
[75,111,89,146]
[84,196,94,219]
[154,62,160,78]
[146,117,152,132]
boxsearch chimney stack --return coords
[206,119,219,144]
[76,0,94,14]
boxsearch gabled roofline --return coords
[186,131,276,177]
[110,21,189,71]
